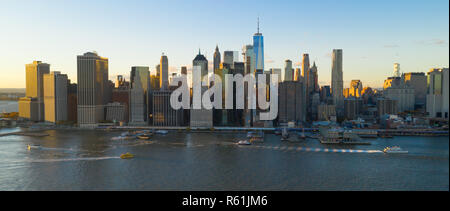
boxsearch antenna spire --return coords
[257,17,260,33]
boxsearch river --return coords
[0,128,448,190]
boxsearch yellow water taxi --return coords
[137,135,151,140]
[120,152,135,159]
[27,144,31,151]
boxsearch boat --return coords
[237,140,251,145]
[27,144,40,150]
[379,133,393,138]
[247,131,264,139]
[281,128,289,141]
[383,146,408,154]
[155,130,169,135]
[137,134,151,140]
[120,152,135,159]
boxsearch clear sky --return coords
[0,0,448,88]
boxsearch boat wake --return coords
[245,145,384,154]
[23,156,121,163]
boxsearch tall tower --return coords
[284,60,293,81]
[331,49,344,114]
[394,63,401,77]
[310,62,319,92]
[253,18,264,72]
[43,71,68,123]
[213,45,221,71]
[130,66,150,123]
[77,52,109,128]
[302,54,311,93]
[190,50,213,128]
[160,54,169,90]
[22,61,50,121]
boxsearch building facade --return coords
[77,52,109,128]
[43,71,68,123]
[331,49,344,114]
[426,68,449,119]
[278,81,305,125]
[19,61,50,121]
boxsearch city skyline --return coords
[0,0,449,88]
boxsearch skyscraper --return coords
[77,52,109,128]
[310,62,319,92]
[190,50,213,128]
[213,45,221,71]
[181,66,187,75]
[43,71,68,123]
[223,51,234,67]
[130,73,146,125]
[130,66,150,123]
[284,60,294,81]
[394,63,401,77]
[19,61,50,121]
[302,54,311,94]
[426,68,449,119]
[349,80,363,98]
[160,54,169,90]
[253,18,264,72]
[331,49,344,114]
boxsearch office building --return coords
[402,72,427,107]
[242,45,255,75]
[331,49,344,114]
[67,82,77,123]
[349,80,363,98]
[214,45,221,71]
[76,52,109,128]
[19,61,50,121]
[129,73,146,125]
[190,50,213,128]
[253,18,264,71]
[377,98,398,117]
[284,60,294,81]
[43,71,68,123]
[318,104,336,121]
[344,97,363,120]
[278,81,305,125]
[383,77,415,113]
[160,54,169,90]
[105,102,126,123]
[426,68,449,119]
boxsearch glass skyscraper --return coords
[253,19,264,72]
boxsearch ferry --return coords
[237,140,251,145]
[120,152,135,159]
[383,146,408,154]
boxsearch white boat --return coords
[383,146,408,154]
[237,140,251,145]
[155,130,169,135]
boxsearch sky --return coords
[0,0,448,88]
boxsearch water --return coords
[0,128,448,191]
[0,100,18,113]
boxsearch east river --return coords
[0,127,448,190]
